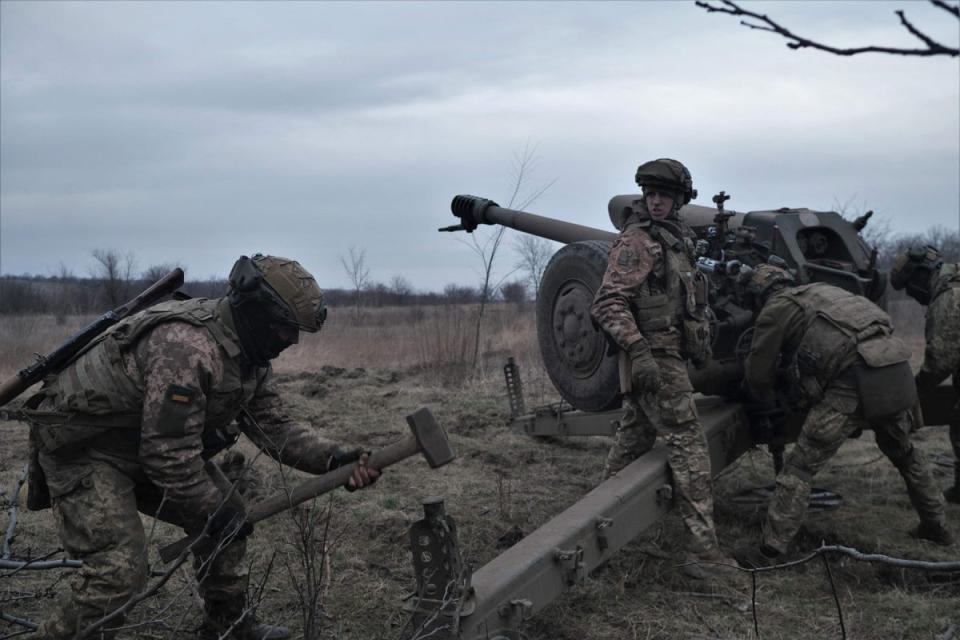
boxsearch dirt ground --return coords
[1,307,958,640]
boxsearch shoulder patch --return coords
[158,384,199,437]
[616,248,635,268]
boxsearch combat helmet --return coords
[745,263,796,308]
[228,254,327,365]
[635,158,697,205]
[890,246,941,305]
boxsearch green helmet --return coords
[890,246,941,305]
[635,158,697,205]
[746,263,796,306]
[227,254,327,366]
[228,254,326,332]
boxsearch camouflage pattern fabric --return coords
[604,343,719,554]
[921,267,960,385]
[922,268,960,486]
[744,283,947,554]
[594,203,722,558]
[32,304,344,638]
[763,382,945,553]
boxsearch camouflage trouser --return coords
[35,454,248,639]
[604,350,719,554]
[762,393,946,554]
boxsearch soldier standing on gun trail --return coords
[890,246,960,503]
[590,158,734,578]
[20,254,379,640]
[735,265,953,568]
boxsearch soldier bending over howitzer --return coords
[891,246,960,503]
[591,158,734,578]
[735,265,952,568]
[19,255,379,640]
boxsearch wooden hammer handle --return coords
[159,435,418,563]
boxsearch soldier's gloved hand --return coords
[627,341,661,395]
[207,504,253,545]
[327,447,381,492]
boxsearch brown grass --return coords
[1,305,957,640]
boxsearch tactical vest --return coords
[28,298,262,454]
[626,218,711,361]
[931,263,960,303]
[784,283,914,417]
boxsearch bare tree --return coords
[339,246,370,321]
[463,142,556,370]
[499,280,528,305]
[390,275,414,306]
[90,248,137,308]
[141,262,183,285]
[513,234,555,303]
[696,0,959,57]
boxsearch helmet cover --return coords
[634,158,698,205]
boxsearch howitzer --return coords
[0,268,185,407]
[444,193,888,411]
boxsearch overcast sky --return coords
[1,0,958,291]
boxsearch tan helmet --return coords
[228,254,327,332]
[746,263,796,304]
[634,158,697,205]
[890,246,941,304]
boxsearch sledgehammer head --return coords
[406,407,455,468]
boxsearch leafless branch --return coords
[821,554,847,640]
[2,465,28,560]
[0,557,83,571]
[1,611,39,633]
[695,0,959,57]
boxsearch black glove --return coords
[627,341,662,395]
[207,504,253,544]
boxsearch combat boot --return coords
[733,543,782,569]
[911,521,955,546]
[679,547,737,579]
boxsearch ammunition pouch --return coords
[25,408,141,455]
[853,337,916,419]
[633,294,681,332]
[681,316,712,365]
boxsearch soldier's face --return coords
[644,190,675,220]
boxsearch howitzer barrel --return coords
[446,195,616,245]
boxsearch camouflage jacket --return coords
[590,205,705,355]
[32,298,338,514]
[745,283,898,405]
[922,263,960,383]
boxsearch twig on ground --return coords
[2,465,28,559]
[0,610,39,632]
[821,554,846,640]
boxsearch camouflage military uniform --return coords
[28,298,340,639]
[918,264,960,498]
[590,201,718,556]
[744,283,946,554]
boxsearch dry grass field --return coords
[1,301,957,640]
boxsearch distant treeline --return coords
[1,223,956,315]
[0,275,524,315]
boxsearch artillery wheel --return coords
[536,240,621,412]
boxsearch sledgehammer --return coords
[159,407,454,563]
